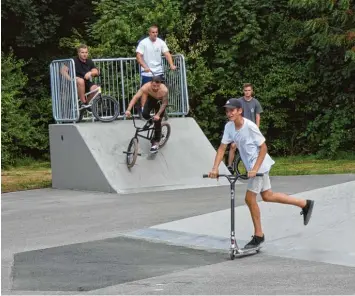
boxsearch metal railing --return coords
[49,54,189,123]
[50,59,80,123]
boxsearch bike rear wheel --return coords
[92,95,120,122]
[158,122,171,148]
[126,138,138,168]
[234,155,247,175]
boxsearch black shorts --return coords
[84,80,95,93]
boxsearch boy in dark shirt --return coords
[61,44,99,106]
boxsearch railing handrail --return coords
[50,54,189,123]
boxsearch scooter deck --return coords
[230,246,262,259]
[240,246,261,253]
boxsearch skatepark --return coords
[2,115,355,295]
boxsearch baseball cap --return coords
[223,98,242,109]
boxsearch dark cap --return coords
[223,98,242,109]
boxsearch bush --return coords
[1,53,52,168]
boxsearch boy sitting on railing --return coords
[61,44,99,108]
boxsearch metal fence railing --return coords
[50,54,189,123]
[50,59,79,123]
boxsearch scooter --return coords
[203,172,264,260]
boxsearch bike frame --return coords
[84,86,101,102]
[131,115,156,142]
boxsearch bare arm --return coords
[60,65,72,80]
[251,142,267,173]
[156,94,168,117]
[127,88,145,112]
[209,143,228,178]
[84,67,99,80]
[213,144,228,170]
[136,53,149,71]
[256,114,261,127]
[90,68,99,77]
[163,51,176,69]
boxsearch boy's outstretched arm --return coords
[248,142,267,177]
[209,143,228,178]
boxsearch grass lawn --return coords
[271,155,355,176]
[2,161,52,193]
[2,156,355,193]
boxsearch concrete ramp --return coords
[49,118,229,193]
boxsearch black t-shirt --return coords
[73,57,97,78]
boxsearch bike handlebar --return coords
[124,114,155,129]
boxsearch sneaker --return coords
[300,199,314,225]
[227,165,234,174]
[80,103,91,110]
[244,235,265,249]
[150,144,159,154]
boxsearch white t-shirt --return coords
[136,37,169,77]
[221,118,275,173]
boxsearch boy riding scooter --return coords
[207,98,314,250]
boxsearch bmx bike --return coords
[203,171,263,260]
[123,114,171,169]
[77,86,120,123]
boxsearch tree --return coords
[1,53,52,167]
[288,0,355,157]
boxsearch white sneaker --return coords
[150,145,159,154]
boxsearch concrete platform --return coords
[2,174,355,295]
[49,118,229,194]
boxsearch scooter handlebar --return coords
[203,173,264,178]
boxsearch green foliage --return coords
[90,0,181,57]
[2,0,94,53]
[2,53,30,167]
[1,0,61,48]
[1,53,51,168]
[2,0,355,163]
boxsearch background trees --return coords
[2,0,354,167]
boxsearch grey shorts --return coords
[247,173,271,194]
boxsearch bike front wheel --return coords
[126,138,138,168]
[158,122,171,148]
[92,95,120,122]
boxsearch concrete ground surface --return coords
[2,174,355,295]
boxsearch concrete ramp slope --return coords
[49,118,230,194]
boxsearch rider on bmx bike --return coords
[125,76,168,154]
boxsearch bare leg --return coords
[87,84,98,104]
[140,96,147,109]
[245,190,263,237]
[76,78,86,103]
[228,143,237,166]
[261,189,307,208]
